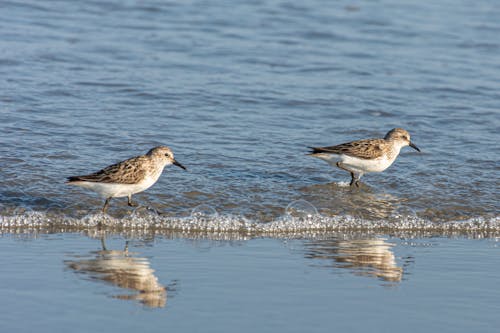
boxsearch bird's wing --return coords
[309,139,386,160]
[67,156,147,184]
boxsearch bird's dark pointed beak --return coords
[409,142,421,152]
[173,159,187,170]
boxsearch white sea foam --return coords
[285,200,318,219]
[191,204,219,218]
[1,209,499,237]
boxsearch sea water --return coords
[0,0,499,332]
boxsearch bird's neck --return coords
[386,140,404,160]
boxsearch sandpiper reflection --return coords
[65,238,168,308]
[305,237,404,282]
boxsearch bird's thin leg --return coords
[349,172,355,186]
[101,237,107,251]
[354,174,363,187]
[337,162,355,186]
[102,197,112,213]
[127,195,138,207]
[124,241,129,253]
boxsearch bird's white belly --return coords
[315,153,394,173]
[72,177,158,198]
[342,155,393,173]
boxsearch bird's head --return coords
[147,146,186,170]
[384,128,420,152]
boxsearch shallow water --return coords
[1,1,499,331]
[0,0,498,229]
[1,231,499,333]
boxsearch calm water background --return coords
[0,0,498,222]
[1,232,499,333]
[0,0,499,331]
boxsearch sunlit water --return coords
[0,0,498,231]
[1,232,499,333]
[0,0,499,331]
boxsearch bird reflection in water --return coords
[65,238,169,308]
[305,237,404,283]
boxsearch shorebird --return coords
[308,128,420,187]
[67,146,186,213]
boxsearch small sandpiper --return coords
[308,128,420,187]
[67,146,186,213]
